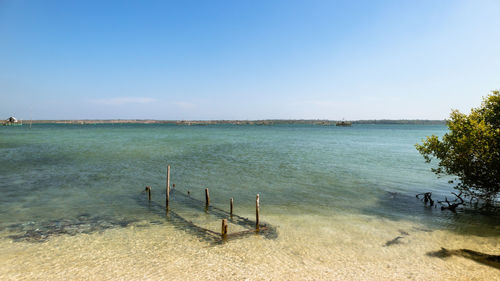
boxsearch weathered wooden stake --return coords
[256,194,260,229]
[221,219,228,236]
[166,165,171,209]
[205,188,210,206]
[230,197,234,216]
[145,186,151,201]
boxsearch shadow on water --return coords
[361,191,500,237]
[427,248,500,270]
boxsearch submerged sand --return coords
[1,213,498,280]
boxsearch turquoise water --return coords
[2,124,500,280]
[1,124,497,237]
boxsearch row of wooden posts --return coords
[145,165,261,237]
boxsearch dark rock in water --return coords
[117,220,130,227]
[426,247,452,258]
[384,236,404,247]
[9,229,48,243]
[3,215,143,243]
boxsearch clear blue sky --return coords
[1,0,499,120]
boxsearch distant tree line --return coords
[28,119,446,125]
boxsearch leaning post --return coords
[205,188,210,207]
[166,165,170,209]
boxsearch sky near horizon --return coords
[1,0,499,120]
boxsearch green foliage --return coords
[416,91,500,204]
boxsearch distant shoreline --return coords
[25,119,447,125]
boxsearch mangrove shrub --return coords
[416,90,500,205]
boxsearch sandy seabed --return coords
[1,214,498,280]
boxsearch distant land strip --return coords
[26,119,447,125]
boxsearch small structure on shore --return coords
[336,120,352,126]
[3,116,22,126]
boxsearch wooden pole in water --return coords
[221,219,228,236]
[230,198,234,216]
[205,188,210,206]
[166,165,170,209]
[256,194,260,229]
[145,186,151,201]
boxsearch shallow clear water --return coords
[1,124,499,280]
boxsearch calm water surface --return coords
[1,124,498,280]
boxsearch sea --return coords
[0,124,498,280]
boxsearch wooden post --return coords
[230,198,234,216]
[221,219,228,236]
[145,186,151,201]
[256,194,260,229]
[166,165,170,209]
[205,188,210,206]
